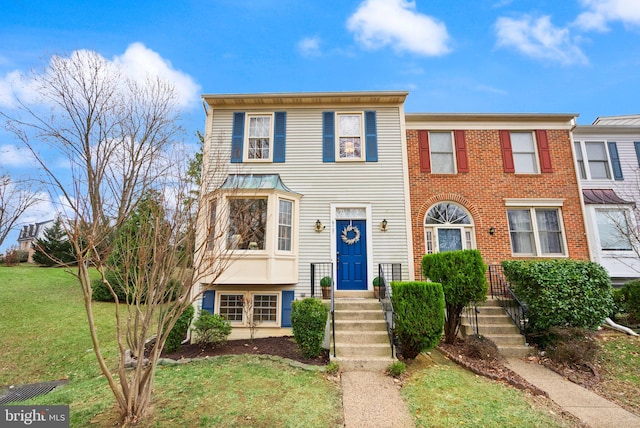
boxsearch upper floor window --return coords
[424,202,475,253]
[323,111,378,163]
[507,207,565,256]
[337,113,363,160]
[499,130,552,174]
[429,132,455,174]
[574,141,616,180]
[227,198,267,250]
[595,208,633,251]
[511,132,539,174]
[231,112,286,163]
[247,114,272,160]
[418,130,469,174]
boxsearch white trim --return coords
[243,112,275,163]
[504,198,565,207]
[428,131,457,174]
[506,207,568,257]
[335,112,365,162]
[573,140,614,181]
[330,203,373,291]
[511,131,540,175]
[399,103,416,281]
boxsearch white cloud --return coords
[0,144,36,167]
[113,43,200,108]
[298,36,322,57]
[347,0,451,56]
[0,43,200,110]
[575,0,640,31]
[495,15,588,66]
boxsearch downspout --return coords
[569,119,595,262]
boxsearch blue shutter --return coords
[231,112,245,163]
[202,290,215,314]
[364,110,378,162]
[634,142,640,167]
[322,112,335,163]
[273,112,286,163]
[608,142,623,180]
[281,290,295,327]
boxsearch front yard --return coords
[1,265,637,427]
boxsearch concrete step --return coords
[332,343,392,358]
[476,306,509,316]
[473,314,518,325]
[333,319,387,332]
[334,291,375,299]
[330,356,395,372]
[333,310,385,321]
[497,345,533,358]
[334,299,381,311]
[334,331,390,344]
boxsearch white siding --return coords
[203,105,411,296]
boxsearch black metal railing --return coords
[463,303,480,336]
[489,264,528,339]
[310,262,333,298]
[310,262,335,357]
[378,263,399,358]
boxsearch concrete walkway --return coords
[341,370,415,428]
[506,358,640,428]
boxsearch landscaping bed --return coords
[160,336,330,366]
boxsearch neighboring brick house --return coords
[17,219,54,263]
[404,113,590,278]
[573,115,640,285]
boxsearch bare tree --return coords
[0,174,39,248]
[2,50,237,425]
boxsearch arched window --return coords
[424,202,475,253]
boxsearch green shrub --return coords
[325,361,340,375]
[501,259,613,335]
[320,276,332,288]
[618,280,640,323]
[3,249,20,266]
[291,298,329,358]
[543,327,599,367]
[391,281,445,359]
[192,312,232,348]
[421,250,488,344]
[387,361,406,377]
[163,305,195,353]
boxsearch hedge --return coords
[501,259,613,333]
[391,281,445,359]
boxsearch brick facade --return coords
[406,126,590,278]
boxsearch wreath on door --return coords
[341,224,361,245]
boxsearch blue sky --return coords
[1,0,639,251]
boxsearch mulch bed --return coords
[160,336,330,366]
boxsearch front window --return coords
[247,114,272,160]
[507,208,565,256]
[596,209,632,251]
[575,141,612,180]
[227,198,267,250]
[219,294,244,322]
[278,199,293,251]
[424,202,474,253]
[337,113,363,160]
[511,132,538,174]
[429,132,455,174]
[252,294,278,323]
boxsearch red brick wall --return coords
[406,128,590,278]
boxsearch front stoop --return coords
[461,298,533,358]
[330,298,395,371]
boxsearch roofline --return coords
[574,124,640,134]
[405,113,579,122]
[202,91,409,107]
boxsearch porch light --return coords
[489,227,496,235]
[315,219,325,233]
[380,219,388,232]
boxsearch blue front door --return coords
[336,219,367,290]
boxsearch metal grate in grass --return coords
[0,380,69,404]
